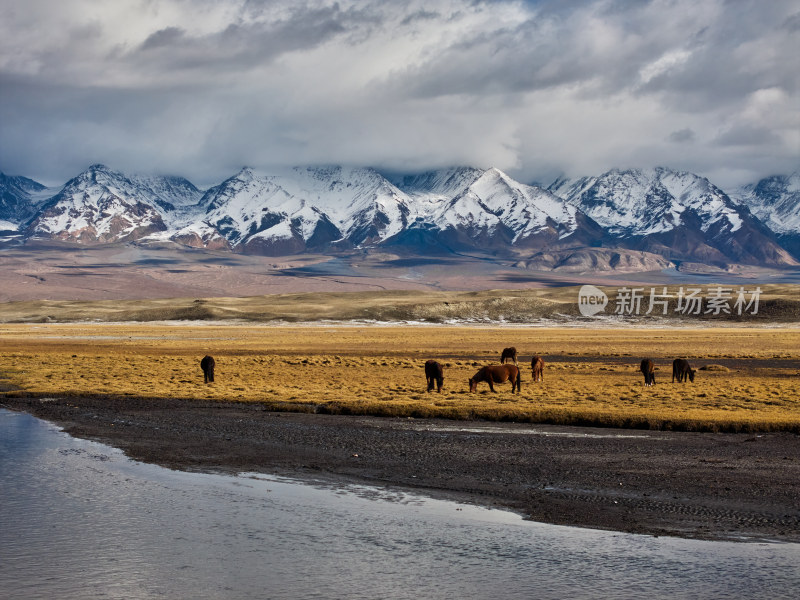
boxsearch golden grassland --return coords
[1,323,799,433]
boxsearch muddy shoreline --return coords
[3,394,799,542]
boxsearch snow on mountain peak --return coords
[5,163,798,267]
[197,166,413,251]
[24,165,167,242]
[731,170,800,235]
[552,167,746,236]
[394,167,577,244]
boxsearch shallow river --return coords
[1,408,798,599]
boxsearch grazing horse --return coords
[425,360,444,393]
[500,347,518,365]
[531,355,544,382]
[469,364,520,393]
[640,358,655,386]
[200,355,215,384]
[672,358,696,383]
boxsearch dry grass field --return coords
[2,323,798,433]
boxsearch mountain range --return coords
[1,164,798,271]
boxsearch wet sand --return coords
[3,394,799,542]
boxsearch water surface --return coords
[1,408,798,599]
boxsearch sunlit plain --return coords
[1,323,798,433]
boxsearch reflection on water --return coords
[1,409,798,600]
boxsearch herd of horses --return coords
[464,347,543,394]
[200,347,697,393]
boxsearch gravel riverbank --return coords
[4,394,799,542]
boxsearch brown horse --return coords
[201,355,215,384]
[640,358,655,386]
[672,358,696,383]
[500,347,518,365]
[469,364,520,393]
[425,360,444,393]
[531,355,544,382]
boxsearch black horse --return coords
[640,358,655,386]
[500,347,518,365]
[201,355,215,383]
[672,358,696,383]
[425,360,444,393]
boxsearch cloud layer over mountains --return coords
[1,0,797,189]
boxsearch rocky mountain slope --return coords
[731,171,800,257]
[549,168,797,267]
[22,165,202,243]
[191,166,412,254]
[0,171,51,227]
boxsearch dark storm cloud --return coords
[400,10,441,26]
[386,0,796,110]
[130,3,369,73]
[669,129,695,144]
[714,124,782,147]
[140,27,186,51]
[0,0,797,189]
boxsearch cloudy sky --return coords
[1,0,797,189]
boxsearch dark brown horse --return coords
[469,364,520,393]
[201,355,215,384]
[425,360,444,393]
[672,358,696,383]
[640,358,655,386]
[500,347,518,365]
[531,355,544,382]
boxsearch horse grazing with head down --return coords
[200,355,215,384]
[531,355,544,382]
[469,364,520,393]
[640,358,655,386]
[425,360,444,393]
[500,347,518,365]
[672,358,696,383]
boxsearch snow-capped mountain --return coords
[387,167,605,254]
[23,165,200,243]
[0,171,53,228]
[393,167,484,209]
[184,166,412,254]
[3,163,799,269]
[731,171,800,256]
[398,167,586,250]
[549,168,797,267]
[129,174,203,211]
